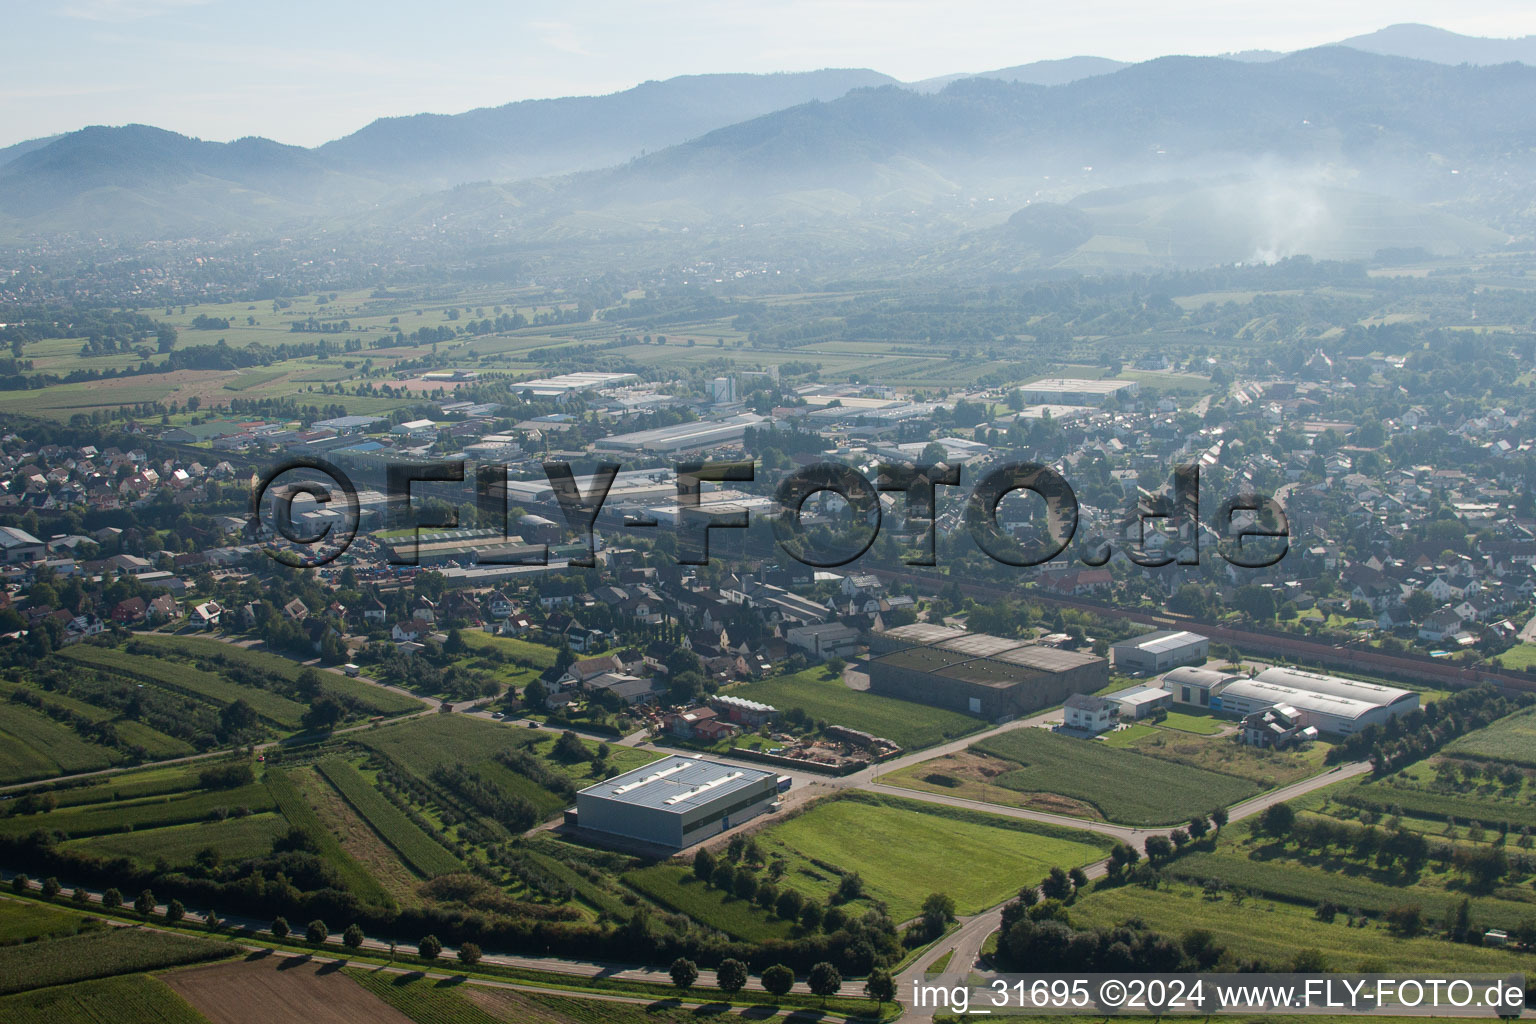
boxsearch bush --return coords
[40,877,60,900]
[343,924,365,949]
[306,919,328,945]
[167,899,185,923]
[457,941,481,965]
[102,887,122,909]
[271,915,289,939]
[419,934,442,960]
[11,874,29,895]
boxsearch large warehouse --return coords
[1250,666,1420,716]
[1160,664,1419,735]
[867,624,1108,719]
[1212,679,1389,735]
[574,755,780,850]
[1110,630,1210,673]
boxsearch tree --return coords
[10,874,29,895]
[522,678,547,709]
[1144,835,1174,861]
[458,942,481,965]
[40,876,59,900]
[1041,866,1073,900]
[271,915,289,938]
[135,888,156,917]
[1068,867,1089,893]
[808,962,842,1006]
[762,964,795,998]
[921,892,957,937]
[670,957,699,992]
[800,901,823,931]
[343,923,365,949]
[166,899,185,923]
[553,730,587,762]
[693,848,716,882]
[866,967,896,1009]
[1211,806,1229,831]
[716,958,747,995]
[1188,815,1211,840]
[419,935,442,960]
[102,887,122,908]
[219,699,257,739]
[302,696,344,733]
[296,668,323,698]
[306,919,328,946]
[1259,802,1295,837]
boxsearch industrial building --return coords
[1212,679,1389,734]
[867,625,1107,719]
[1104,684,1173,720]
[1110,630,1209,673]
[593,413,766,454]
[515,372,640,397]
[1162,666,1239,708]
[1159,664,1418,735]
[573,755,781,850]
[1250,666,1419,716]
[1017,378,1139,405]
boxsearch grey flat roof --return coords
[874,622,968,645]
[992,644,1102,672]
[936,633,1027,657]
[580,755,775,814]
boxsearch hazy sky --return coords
[7,1,1536,149]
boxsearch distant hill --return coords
[590,48,1536,203]
[907,56,1127,93]
[317,69,897,186]
[5,43,1536,260]
[1337,23,1536,66]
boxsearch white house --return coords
[1063,694,1117,734]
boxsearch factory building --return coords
[1211,679,1389,735]
[1250,666,1419,716]
[1017,378,1139,406]
[573,755,781,850]
[1159,664,1418,735]
[593,413,766,454]
[1110,630,1210,674]
[867,626,1107,719]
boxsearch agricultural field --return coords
[0,699,121,783]
[354,713,657,792]
[64,813,290,867]
[0,974,212,1024]
[266,766,397,908]
[1070,880,1533,974]
[623,863,798,943]
[0,898,105,945]
[315,756,464,877]
[164,957,413,1024]
[0,778,275,840]
[58,645,309,729]
[1326,756,1536,836]
[729,667,984,750]
[131,635,424,716]
[749,793,1115,922]
[1162,809,1536,933]
[0,926,235,995]
[1445,705,1536,768]
[889,727,1260,826]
